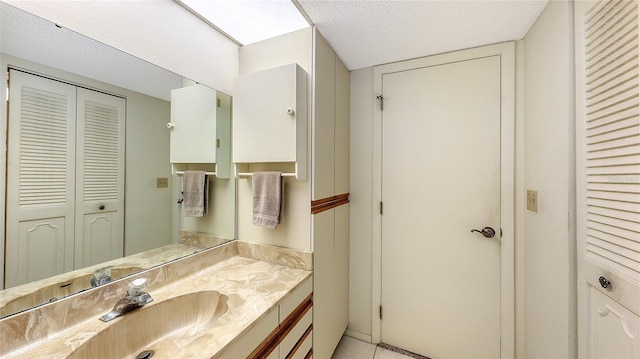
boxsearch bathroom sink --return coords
[67,290,229,359]
[0,267,142,317]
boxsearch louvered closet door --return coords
[5,70,77,288]
[576,1,640,357]
[75,88,125,268]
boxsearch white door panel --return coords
[381,56,501,358]
[575,0,640,356]
[82,212,121,265]
[589,287,640,359]
[6,70,76,288]
[75,88,125,268]
[18,218,67,284]
[6,71,125,288]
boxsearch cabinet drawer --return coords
[218,308,278,359]
[280,310,312,359]
[280,276,312,323]
[288,327,312,359]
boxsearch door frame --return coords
[371,42,516,358]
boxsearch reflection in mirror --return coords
[0,3,236,318]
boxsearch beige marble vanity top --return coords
[0,241,312,359]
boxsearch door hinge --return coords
[376,95,384,111]
[216,98,221,107]
[379,305,383,319]
[379,201,383,215]
[216,139,221,148]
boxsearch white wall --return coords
[3,0,238,94]
[124,93,174,256]
[520,1,576,358]
[347,67,374,341]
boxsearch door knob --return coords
[471,226,496,238]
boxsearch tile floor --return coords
[331,335,413,359]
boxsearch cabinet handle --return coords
[286,107,295,116]
[167,122,175,129]
[599,276,611,289]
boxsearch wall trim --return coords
[345,328,373,343]
[311,193,349,214]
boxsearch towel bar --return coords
[237,172,296,178]
[174,171,217,176]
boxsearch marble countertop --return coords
[1,242,312,358]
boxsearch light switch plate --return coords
[156,177,169,188]
[527,190,538,212]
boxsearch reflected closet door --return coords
[75,88,125,268]
[5,70,77,287]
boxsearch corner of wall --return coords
[514,39,526,359]
[520,1,576,357]
[347,66,374,338]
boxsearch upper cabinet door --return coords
[169,84,218,164]
[232,64,307,173]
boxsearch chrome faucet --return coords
[100,277,153,322]
[91,266,113,287]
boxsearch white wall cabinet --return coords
[169,84,230,178]
[232,63,308,180]
[311,32,350,359]
[236,27,349,358]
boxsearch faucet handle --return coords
[127,277,149,296]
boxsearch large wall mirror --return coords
[0,2,236,318]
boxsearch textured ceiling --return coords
[298,0,549,70]
[0,2,183,101]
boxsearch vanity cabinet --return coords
[219,276,313,359]
[169,84,230,178]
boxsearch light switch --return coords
[527,190,538,212]
[156,177,169,188]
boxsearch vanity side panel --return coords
[237,28,313,251]
[312,208,336,359]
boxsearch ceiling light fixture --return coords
[177,0,311,46]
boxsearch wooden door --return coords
[75,88,125,268]
[380,56,502,358]
[5,70,76,287]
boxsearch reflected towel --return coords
[252,172,282,229]
[183,171,208,217]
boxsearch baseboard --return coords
[344,329,373,343]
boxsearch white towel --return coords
[252,172,283,229]
[183,171,209,217]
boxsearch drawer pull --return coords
[599,276,611,289]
